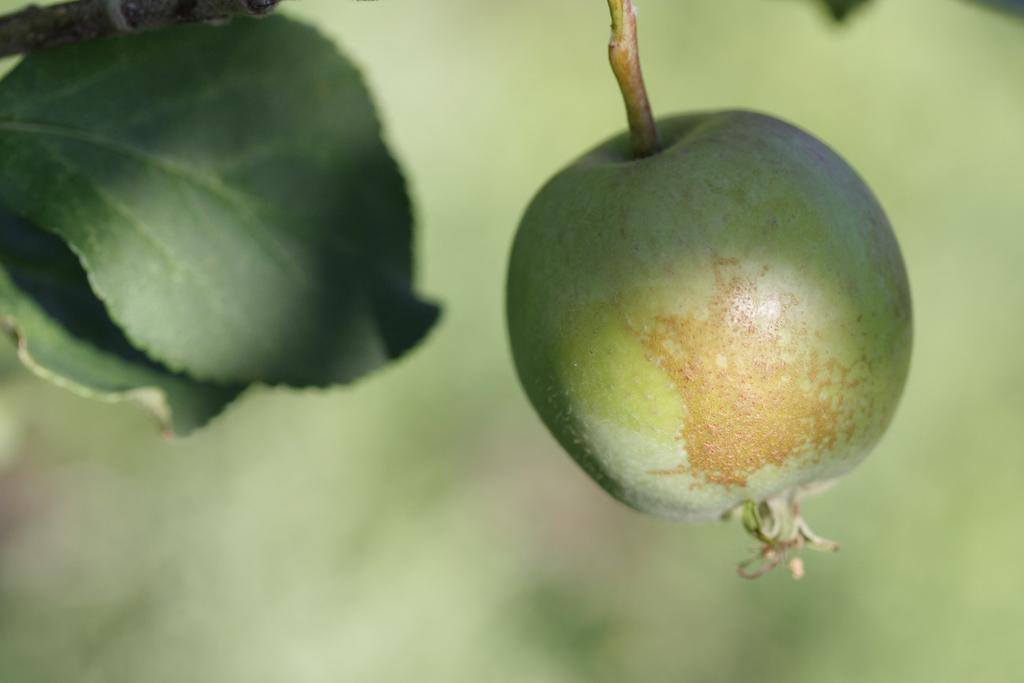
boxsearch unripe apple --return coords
[506,111,912,529]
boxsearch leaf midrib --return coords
[0,118,311,279]
[0,118,299,374]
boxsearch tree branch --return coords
[0,0,282,58]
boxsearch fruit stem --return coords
[607,0,661,158]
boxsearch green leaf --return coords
[969,0,1024,17]
[0,205,240,435]
[0,16,438,387]
[818,0,872,21]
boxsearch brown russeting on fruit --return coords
[639,259,868,487]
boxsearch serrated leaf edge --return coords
[1,313,176,437]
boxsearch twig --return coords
[0,0,282,58]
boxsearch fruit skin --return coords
[507,110,912,521]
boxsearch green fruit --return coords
[506,111,912,540]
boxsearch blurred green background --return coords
[0,0,1022,680]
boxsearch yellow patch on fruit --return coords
[559,305,685,448]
